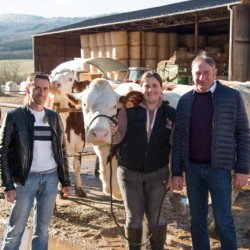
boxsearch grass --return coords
[0,59,34,85]
[0,59,34,75]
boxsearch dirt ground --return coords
[0,93,250,250]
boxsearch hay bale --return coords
[97,33,106,47]
[111,31,128,45]
[80,34,90,48]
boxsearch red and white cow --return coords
[49,68,89,197]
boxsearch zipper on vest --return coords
[211,92,215,167]
[144,145,149,173]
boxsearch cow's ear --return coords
[65,93,82,109]
[119,91,144,108]
[162,81,177,91]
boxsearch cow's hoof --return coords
[95,169,100,176]
[208,223,218,238]
[112,192,123,201]
[75,187,87,198]
[58,190,69,200]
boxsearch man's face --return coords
[192,61,216,93]
[27,78,50,108]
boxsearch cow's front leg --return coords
[73,156,87,197]
[110,158,122,201]
[99,161,122,201]
[94,145,122,200]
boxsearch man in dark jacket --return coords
[171,53,250,250]
[0,72,72,250]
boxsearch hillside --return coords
[0,14,87,59]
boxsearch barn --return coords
[32,0,250,82]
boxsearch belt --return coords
[30,167,57,174]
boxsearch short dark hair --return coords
[191,51,216,71]
[26,72,50,87]
[140,70,163,86]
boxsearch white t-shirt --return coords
[29,109,58,173]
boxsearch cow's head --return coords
[49,68,76,104]
[66,79,144,146]
[68,78,119,146]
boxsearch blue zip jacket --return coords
[172,81,250,176]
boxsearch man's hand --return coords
[172,176,184,191]
[6,190,16,203]
[233,173,249,189]
[165,178,173,192]
[62,186,72,197]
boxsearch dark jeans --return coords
[185,161,237,250]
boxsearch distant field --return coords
[0,59,34,75]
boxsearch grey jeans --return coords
[117,166,169,229]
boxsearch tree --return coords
[0,61,27,84]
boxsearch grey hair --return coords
[191,51,216,71]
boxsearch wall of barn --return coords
[33,35,81,74]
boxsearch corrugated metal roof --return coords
[34,0,240,36]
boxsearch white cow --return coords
[66,78,143,200]
[79,79,123,200]
[49,68,89,197]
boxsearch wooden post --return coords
[232,3,250,81]
[195,12,199,54]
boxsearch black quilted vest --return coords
[117,101,175,173]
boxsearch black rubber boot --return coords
[125,227,142,250]
[148,225,167,250]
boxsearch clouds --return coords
[54,0,72,3]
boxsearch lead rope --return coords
[109,135,170,247]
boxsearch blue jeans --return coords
[185,162,237,250]
[117,166,168,229]
[2,170,58,250]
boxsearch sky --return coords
[1,0,187,18]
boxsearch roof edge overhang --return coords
[32,1,240,37]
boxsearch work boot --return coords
[125,227,142,250]
[148,225,167,250]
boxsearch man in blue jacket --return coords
[0,72,72,250]
[171,53,250,250]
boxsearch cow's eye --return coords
[82,102,88,111]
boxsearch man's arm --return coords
[234,92,250,175]
[0,112,15,192]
